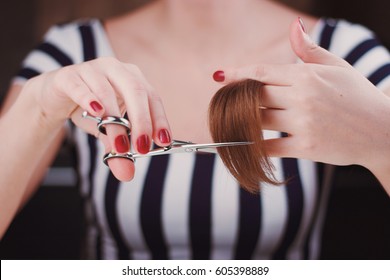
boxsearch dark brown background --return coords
[0,0,389,259]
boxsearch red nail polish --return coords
[213,70,225,82]
[298,17,306,34]
[90,101,103,113]
[137,134,150,154]
[158,129,171,144]
[115,135,130,153]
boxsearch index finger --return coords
[75,61,135,181]
[214,64,300,86]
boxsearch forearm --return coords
[0,82,64,238]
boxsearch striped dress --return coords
[14,18,390,259]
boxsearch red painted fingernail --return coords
[90,101,103,113]
[298,17,306,34]
[213,70,225,82]
[158,129,171,144]
[115,135,130,153]
[137,134,150,154]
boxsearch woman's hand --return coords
[24,57,172,181]
[214,18,390,177]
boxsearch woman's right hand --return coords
[24,57,172,181]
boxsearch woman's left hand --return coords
[214,18,390,176]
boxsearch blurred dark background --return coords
[0,0,389,259]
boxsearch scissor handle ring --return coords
[82,111,131,136]
[103,151,135,165]
[98,116,131,135]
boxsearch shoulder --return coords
[42,18,102,50]
[14,18,105,83]
[35,18,103,63]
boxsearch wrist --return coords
[24,77,69,129]
[17,79,66,133]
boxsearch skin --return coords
[1,0,389,238]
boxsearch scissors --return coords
[82,111,252,164]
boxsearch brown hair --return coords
[208,79,280,193]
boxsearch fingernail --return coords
[137,134,150,154]
[115,135,130,153]
[158,129,171,144]
[298,17,307,34]
[90,101,103,113]
[213,70,225,82]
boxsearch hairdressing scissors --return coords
[82,111,252,164]
[103,139,252,164]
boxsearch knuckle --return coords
[125,63,141,74]
[133,115,153,134]
[56,65,72,81]
[98,56,119,65]
[149,88,162,103]
[96,57,124,72]
[97,86,115,99]
[299,66,318,83]
[136,113,152,125]
[79,93,92,106]
[296,92,315,112]
[130,80,148,97]
[146,82,156,93]
[301,42,320,61]
[97,91,116,107]
[299,113,316,130]
[54,66,79,92]
[253,65,265,79]
[299,135,316,152]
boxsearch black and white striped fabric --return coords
[14,18,390,259]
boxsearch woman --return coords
[1,0,390,259]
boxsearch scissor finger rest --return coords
[98,116,131,135]
[103,151,135,165]
[82,111,131,135]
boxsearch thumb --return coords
[290,17,349,67]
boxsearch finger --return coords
[261,85,293,109]
[213,64,297,86]
[77,62,134,181]
[57,66,105,117]
[263,136,298,158]
[290,17,350,67]
[97,127,135,181]
[123,64,172,147]
[70,107,101,136]
[105,62,153,154]
[70,107,135,182]
[149,90,172,146]
[86,122,136,181]
[261,108,292,133]
[79,62,131,145]
[104,150,135,182]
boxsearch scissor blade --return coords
[189,141,253,153]
[131,141,253,159]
